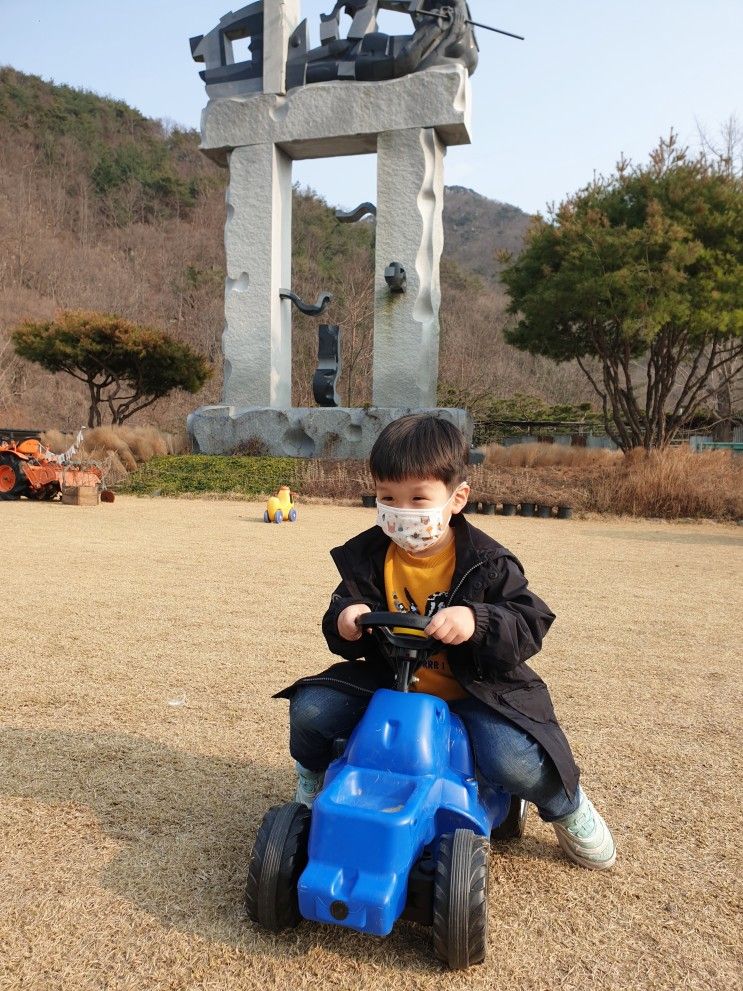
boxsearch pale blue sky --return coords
[2,1,741,214]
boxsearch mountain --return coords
[0,68,591,431]
[443,185,532,283]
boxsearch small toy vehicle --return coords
[246,612,528,970]
[264,485,297,524]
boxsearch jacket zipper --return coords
[446,560,484,606]
[300,675,375,697]
[447,559,486,681]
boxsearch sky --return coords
[2,1,742,215]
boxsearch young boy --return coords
[276,414,615,870]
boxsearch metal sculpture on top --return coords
[191,1,479,99]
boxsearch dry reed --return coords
[297,459,375,500]
[484,442,618,469]
[590,447,743,519]
[40,425,184,472]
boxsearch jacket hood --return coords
[329,512,519,601]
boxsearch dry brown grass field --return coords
[1,497,741,991]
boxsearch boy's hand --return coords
[337,603,372,641]
[424,606,476,645]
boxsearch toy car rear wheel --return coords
[288,508,297,522]
[491,797,529,841]
[274,509,283,524]
[0,453,28,500]
[245,802,310,931]
[263,510,270,523]
[433,829,489,970]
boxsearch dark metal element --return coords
[416,7,524,41]
[384,261,407,293]
[285,1,479,91]
[0,428,43,442]
[190,1,265,98]
[280,289,332,317]
[537,505,553,518]
[557,505,573,520]
[192,2,484,98]
[335,202,377,223]
[312,324,342,408]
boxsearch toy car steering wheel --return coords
[355,611,439,691]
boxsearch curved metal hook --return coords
[279,289,333,317]
[335,202,377,224]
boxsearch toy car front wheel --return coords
[245,802,310,931]
[274,509,283,524]
[433,829,489,970]
[288,508,297,522]
[491,797,529,841]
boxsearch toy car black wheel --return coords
[491,797,529,841]
[245,802,311,931]
[0,453,28,500]
[433,829,489,970]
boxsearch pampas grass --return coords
[591,448,742,519]
[484,442,618,468]
[39,425,187,473]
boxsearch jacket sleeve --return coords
[460,556,556,676]
[321,580,381,661]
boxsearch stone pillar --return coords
[223,142,292,407]
[262,0,299,94]
[373,126,446,408]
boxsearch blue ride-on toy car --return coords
[245,611,528,970]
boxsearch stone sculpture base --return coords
[187,405,472,459]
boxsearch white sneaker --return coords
[294,762,324,808]
[552,792,616,870]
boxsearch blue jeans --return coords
[289,686,580,822]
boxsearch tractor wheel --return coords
[245,802,311,931]
[433,829,489,970]
[0,453,28,500]
[491,798,529,841]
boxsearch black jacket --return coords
[276,513,580,797]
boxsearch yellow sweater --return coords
[383,540,468,701]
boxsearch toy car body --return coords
[246,612,528,968]
[264,485,297,523]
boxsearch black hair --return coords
[369,414,468,487]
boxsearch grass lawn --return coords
[1,497,740,990]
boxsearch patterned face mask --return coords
[376,487,464,554]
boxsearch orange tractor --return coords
[0,438,102,501]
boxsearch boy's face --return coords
[375,477,470,556]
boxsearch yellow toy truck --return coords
[264,485,297,524]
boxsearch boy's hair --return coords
[369,414,469,487]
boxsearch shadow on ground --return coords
[3,727,546,972]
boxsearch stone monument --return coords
[187,0,478,458]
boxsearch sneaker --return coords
[552,792,616,870]
[294,762,324,808]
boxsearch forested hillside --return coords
[0,67,592,431]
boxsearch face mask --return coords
[376,487,464,554]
